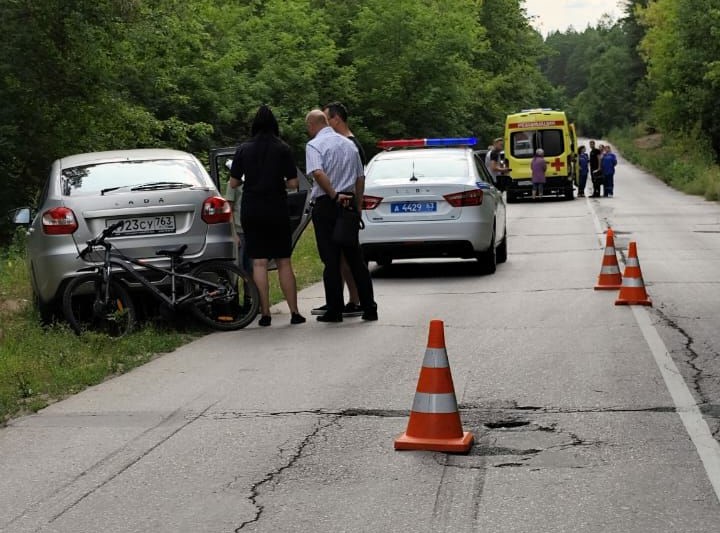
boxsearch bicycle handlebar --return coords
[79,221,124,259]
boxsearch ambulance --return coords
[503,109,578,202]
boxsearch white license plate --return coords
[518,180,532,186]
[109,215,176,235]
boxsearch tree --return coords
[348,0,484,142]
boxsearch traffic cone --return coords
[394,320,474,453]
[594,228,622,290]
[615,241,652,306]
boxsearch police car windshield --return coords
[369,157,468,181]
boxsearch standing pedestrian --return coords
[229,105,305,327]
[589,140,603,197]
[531,148,547,200]
[307,101,365,318]
[304,109,377,323]
[487,137,509,189]
[601,145,617,197]
[577,145,589,197]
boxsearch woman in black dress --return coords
[229,105,305,326]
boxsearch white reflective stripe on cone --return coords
[600,266,620,274]
[626,257,639,267]
[604,247,616,255]
[422,347,449,368]
[411,392,458,413]
[622,277,645,287]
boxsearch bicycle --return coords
[62,221,259,336]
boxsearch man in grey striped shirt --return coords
[305,109,377,323]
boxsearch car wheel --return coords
[496,228,508,264]
[476,227,497,274]
[565,186,575,200]
[506,191,516,204]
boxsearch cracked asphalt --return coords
[1,146,719,532]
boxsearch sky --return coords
[523,0,626,36]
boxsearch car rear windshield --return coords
[510,130,564,158]
[368,157,469,181]
[60,159,207,196]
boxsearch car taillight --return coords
[42,207,78,235]
[362,195,383,210]
[444,189,483,207]
[202,196,232,224]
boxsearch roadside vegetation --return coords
[0,227,323,424]
[612,127,720,202]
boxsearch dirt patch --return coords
[634,133,663,150]
[0,298,27,313]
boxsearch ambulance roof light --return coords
[376,137,477,150]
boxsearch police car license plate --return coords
[390,201,437,213]
[109,215,176,235]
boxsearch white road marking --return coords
[588,200,720,502]
[632,305,720,501]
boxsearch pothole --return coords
[483,420,531,429]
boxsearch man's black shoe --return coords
[317,313,343,323]
[342,302,363,317]
[361,309,378,321]
[311,304,328,316]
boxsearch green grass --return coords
[0,225,323,423]
[611,125,720,202]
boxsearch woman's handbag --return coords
[332,204,365,246]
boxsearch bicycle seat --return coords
[155,244,188,257]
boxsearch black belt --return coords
[315,191,354,201]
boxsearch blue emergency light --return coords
[377,137,477,150]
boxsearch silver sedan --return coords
[360,138,507,273]
[13,149,236,321]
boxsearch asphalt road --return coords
[1,147,720,532]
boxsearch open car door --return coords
[208,147,313,259]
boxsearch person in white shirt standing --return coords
[304,109,377,323]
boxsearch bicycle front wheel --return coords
[62,274,135,337]
[185,261,259,330]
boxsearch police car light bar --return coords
[377,137,477,150]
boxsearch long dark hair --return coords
[251,104,280,137]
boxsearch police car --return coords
[360,137,507,274]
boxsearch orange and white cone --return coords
[615,241,652,306]
[394,320,474,453]
[594,228,622,290]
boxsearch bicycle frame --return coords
[84,242,233,310]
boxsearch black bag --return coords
[332,205,365,246]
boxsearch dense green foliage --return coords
[0,0,549,244]
[542,0,720,164]
[2,0,719,245]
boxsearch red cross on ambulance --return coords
[550,157,565,172]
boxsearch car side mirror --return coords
[10,207,31,225]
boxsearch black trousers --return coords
[312,196,376,316]
[591,171,604,197]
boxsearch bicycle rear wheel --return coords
[185,261,259,330]
[62,274,135,336]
